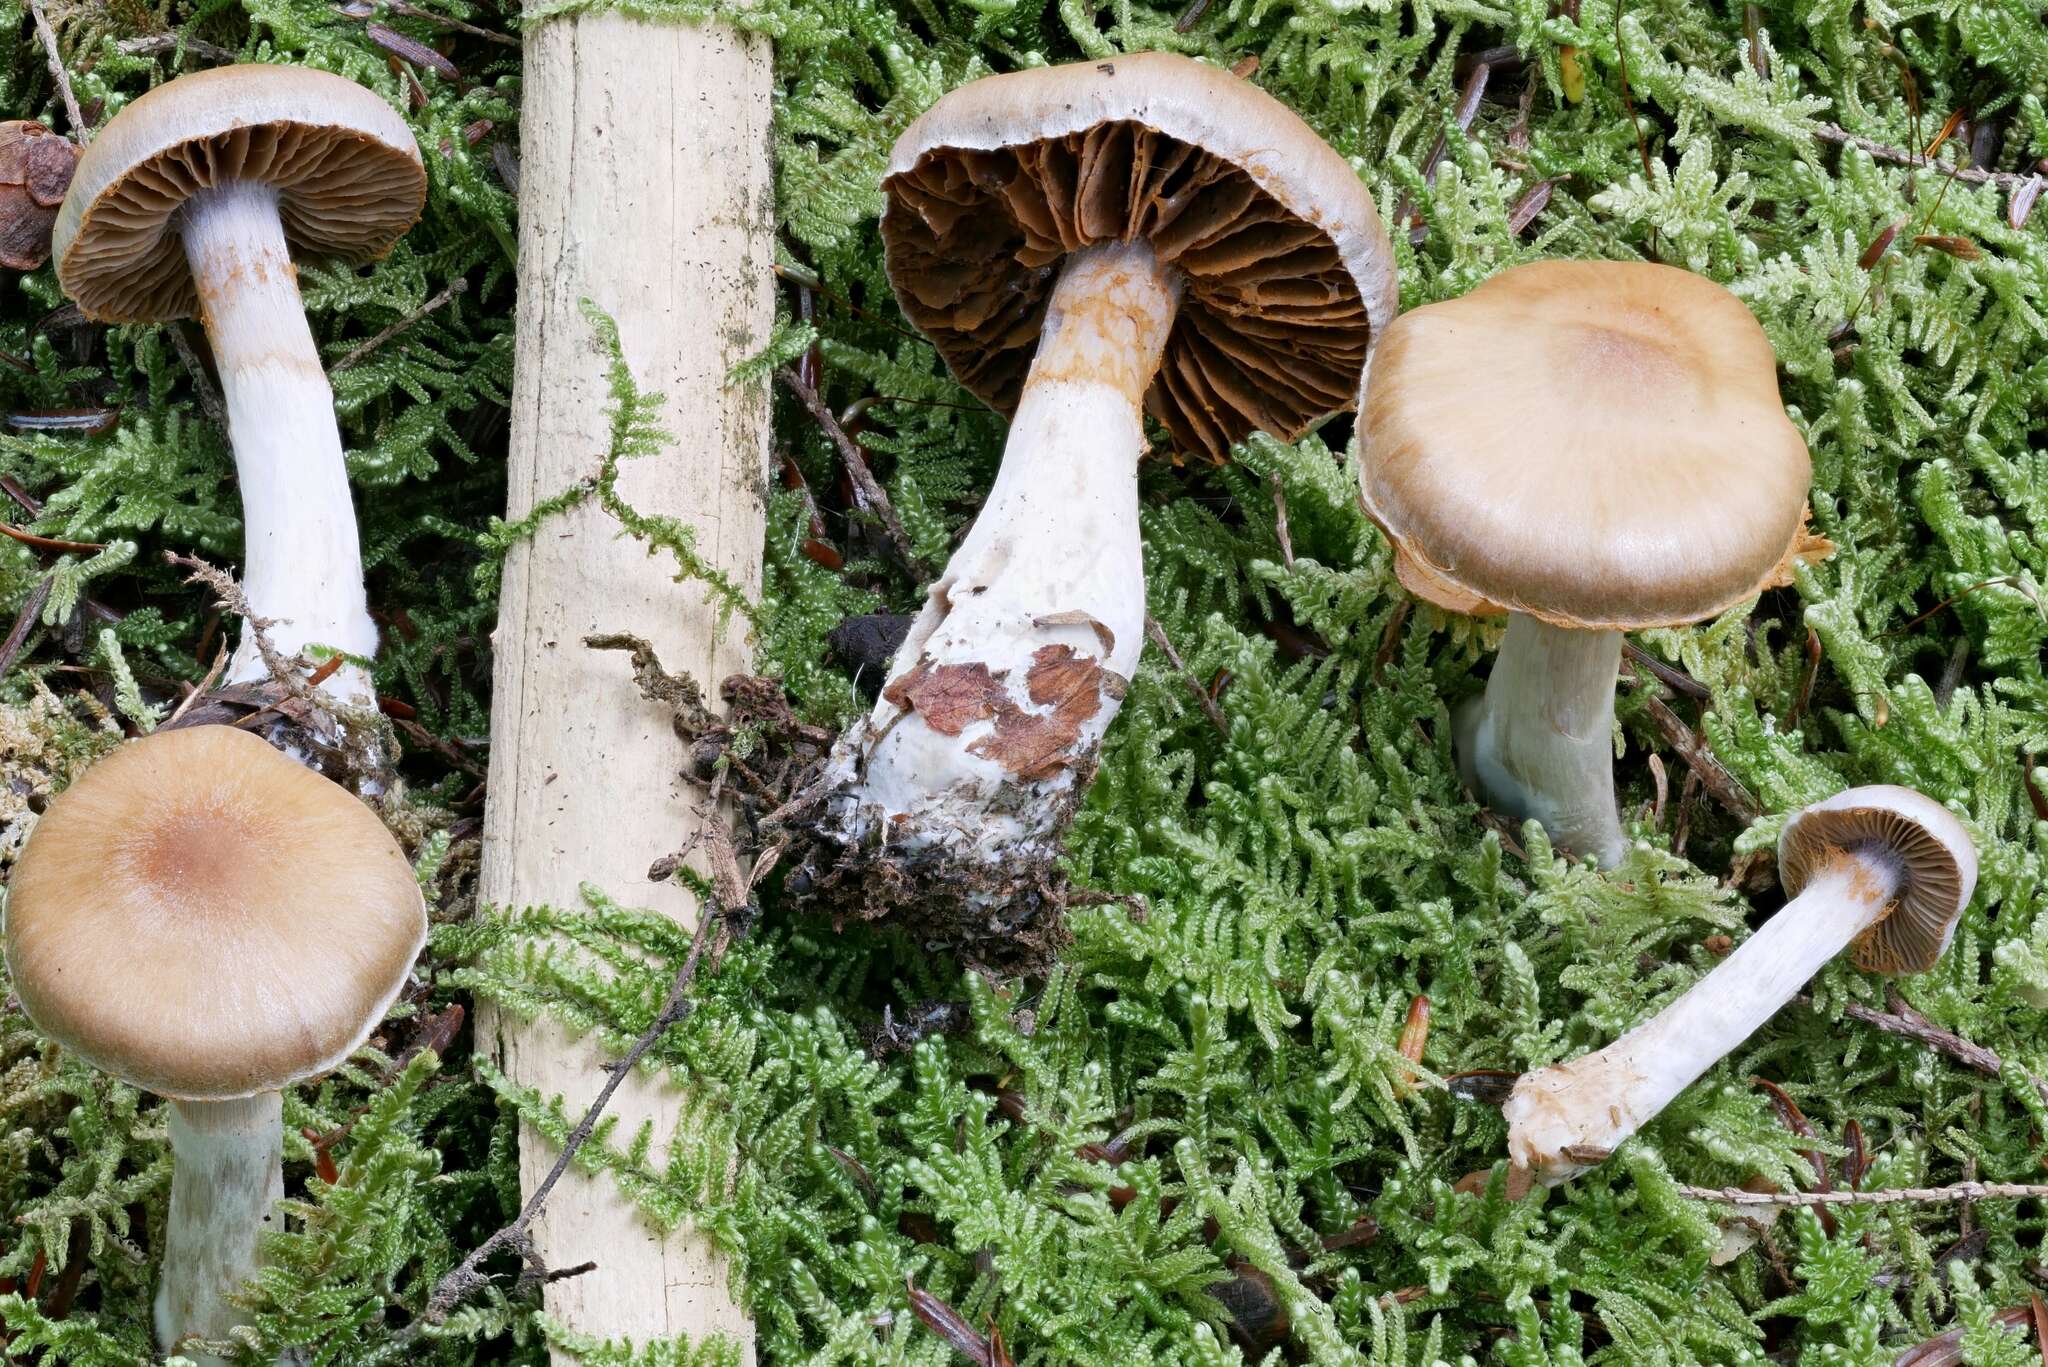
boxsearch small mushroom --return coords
[0,121,78,270]
[1359,260,1825,865]
[5,724,426,1360]
[819,53,1396,883]
[1504,785,1976,1186]
[52,66,425,706]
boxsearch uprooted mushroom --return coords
[52,65,424,767]
[1504,785,1977,1187]
[795,53,1396,946]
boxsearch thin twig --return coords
[1397,61,1490,241]
[1269,476,1294,571]
[1145,614,1228,738]
[382,0,519,48]
[27,0,87,143]
[168,326,227,429]
[1639,694,1762,824]
[776,366,925,577]
[1615,0,1658,255]
[1812,123,2034,190]
[1171,0,1214,32]
[163,644,229,729]
[0,523,103,555]
[1934,636,1970,713]
[0,577,53,678]
[411,907,735,1332]
[1793,991,2004,1075]
[1677,1180,2048,1208]
[115,32,239,62]
[1622,640,1710,701]
[331,278,471,373]
[160,552,370,740]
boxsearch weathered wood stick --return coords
[478,13,773,1359]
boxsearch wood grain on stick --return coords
[479,14,772,1359]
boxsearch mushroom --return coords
[816,53,1396,890]
[1358,260,1825,865]
[4,724,426,1360]
[1503,785,1977,1187]
[51,66,425,708]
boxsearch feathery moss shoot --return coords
[2,0,2048,1362]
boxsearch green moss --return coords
[3,0,2048,1361]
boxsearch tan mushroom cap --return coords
[1778,784,1978,976]
[53,64,425,323]
[1360,259,1818,629]
[5,724,426,1101]
[882,52,1398,462]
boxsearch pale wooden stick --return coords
[477,14,772,1361]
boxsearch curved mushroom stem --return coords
[181,181,375,706]
[1456,613,1626,866]
[156,1092,286,1363]
[1505,850,1900,1186]
[820,239,1181,868]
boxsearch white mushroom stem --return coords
[1505,849,1900,1185]
[181,180,376,705]
[824,239,1181,863]
[156,1092,286,1363]
[1456,613,1626,866]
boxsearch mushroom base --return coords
[1456,614,1627,866]
[776,793,1078,975]
[807,240,1176,938]
[1504,854,1896,1185]
[157,1092,286,1364]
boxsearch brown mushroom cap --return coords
[1359,259,1817,629]
[881,52,1398,462]
[1778,784,1978,976]
[5,724,426,1100]
[53,64,425,323]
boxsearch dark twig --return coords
[1171,0,1214,32]
[1145,615,1228,738]
[1935,636,1970,713]
[0,577,51,678]
[1639,695,1762,824]
[0,477,41,517]
[115,32,239,62]
[411,901,737,1333]
[1812,123,2033,190]
[332,278,471,373]
[1622,640,1711,701]
[1881,576,2039,636]
[1398,62,1490,242]
[1795,992,2003,1075]
[1785,626,1822,728]
[381,0,519,48]
[162,644,228,729]
[1614,0,1658,254]
[1269,476,1294,571]
[168,326,228,429]
[0,523,103,555]
[27,0,87,142]
[770,262,921,343]
[776,366,925,577]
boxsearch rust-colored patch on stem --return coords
[885,646,1124,783]
[882,658,1007,736]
